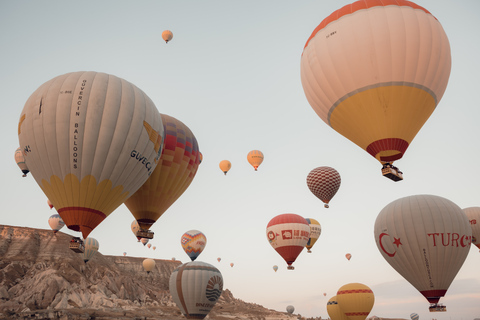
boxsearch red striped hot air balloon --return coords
[300,0,451,181]
[306,166,341,208]
[266,214,310,270]
[336,283,374,320]
[125,113,201,238]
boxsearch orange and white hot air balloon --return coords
[463,207,480,249]
[15,147,29,177]
[18,71,164,239]
[345,253,352,261]
[219,160,231,175]
[336,283,374,320]
[306,166,341,208]
[300,1,451,179]
[124,113,200,236]
[327,296,349,320]
[374,195,471,308]
[247,150,264,171]
[181,230,207,261]
[305,218,321,253]
[162,30,173,43]
[266,213,310,270]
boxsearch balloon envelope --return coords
[410,313,419,320]
[266,213,310,270]
[140,238,149,246]
[336,283,374,320]
[219,160,231,175]
[15,147,29,177]
[463,207,480,249]
[305,218,321,253]
[143,258,156,273]
[18,71,164,239]
[300,1,451,166]
[48,214,65,233]
[169,261,223,319]
[162,30,173,43]
[82,237,99,263]
[286,305,294,314]
[181,230,207,261]
[273,265,278,272]
[124,114,200,231]
[374,195,471,305]
[247,150,264,171]
[345,253,352,261]
[326,296,349,320]
[306,167,341,208]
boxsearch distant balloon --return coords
[140,238,149,246]
[169,261,223,319]
[323,293,327,297]
[131,220,141,241]
[266,213,310,270]
[124,113,201,233]
[199,152,203,164]
[217,257,221,262]
[47,199,54,209]
[219,160,231,175]
[143,258,156,274]
[48,214,65,233]
[374,195,471,307]
[181,230,207,261]
[410,313,419,320]
[82,237,99,263]
[286,305,294,314]
[18,71,164,239]
[247,150,264,171]
[326,296,349,320]
[123,252,127,257]
[172,257,176,261]
[336,283,374,320]
[463,207,480,249]
[147,243,152,249]
[162,30,173,43]
[345,253,352,261]
[305,218,321,253]
[273,265,278,272]
[230,263,234,268]
[306,166,341,208]
[152,246,156,251]
[300,1,451,177]
[14,147,29,177]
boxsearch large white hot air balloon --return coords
[374,195,471,310]
[169,261,223,319]
[18,71,164,239]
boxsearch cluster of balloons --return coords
[219,150,264,175]
[327,283,374,320]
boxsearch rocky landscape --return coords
[0,225,314,320]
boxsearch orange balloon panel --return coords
[336,283,374,320]
[125,114,200,230]
[301,0,451,163]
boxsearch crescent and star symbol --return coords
[379,232,402,257]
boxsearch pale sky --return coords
[1,1,480,319]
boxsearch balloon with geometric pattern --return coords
[410,313,419,320]
[300,1,451,176]
[306,166,341,208]
[181,230,207,261]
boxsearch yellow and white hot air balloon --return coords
[143,258,156,274]
[326,296,349,320]
[18,71,164,239]
[162,30,173,43]
[82,237,99,263]
[15,147,29,177]
[219,160,231,175]
[374,195,471,309]
[247,150,264,171]
[336,283,374,320]
[300,1,451,180]
[169,261,223,319]
[463,207,480,249]
[305,218,321,253]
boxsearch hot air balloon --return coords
[306,166,341,208]
[463,207,480,249]
[266,213,310,270]
[152,246,156,251]
[345,253,352,261]
[124,113,201,240]
[199,152,203,164]
[162,30,173,43]
[82,237,99,263]
[172,257,176,261]
[273,265,278,272]
[217,257,221,262]
[230,263,234,268]
[143,258,156,274]
[323,293,327,297]
[305,218,321,253]
[147,243,152,249]
[48,214,65,233]
[327,296,349,320]
[247,150,264,171]
[181,230,206,261]
[169,261,223,319]
[374,195,471,311]
[140,238,149,246]
[131,220,141,241]
[286,305,294,314]
[300,1,451,181]
[219,160,231,175]
[15,147,29,177]
[47,199,54,209]
[18,71,164,240]
[123,252,127,257]
[410,313,419,320]
[336,283,374,320]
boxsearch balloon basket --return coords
[136,229,154,239]
[69,237,85,253]
[287,265,295,270]
[381,163,403,182]
[429,304,446,312]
